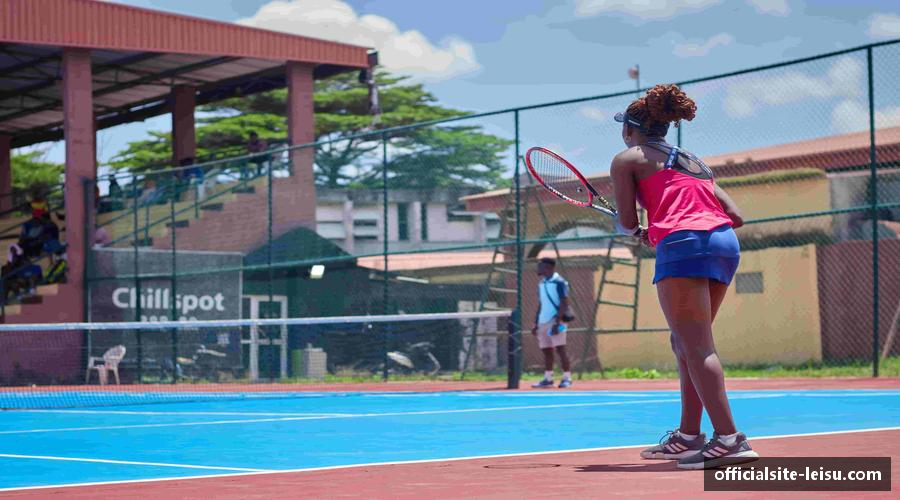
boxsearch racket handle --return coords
[549,323,567,336]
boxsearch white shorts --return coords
[535,321,567,349]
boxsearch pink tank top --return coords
[636,143,732,246]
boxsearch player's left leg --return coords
[555,345,572,388]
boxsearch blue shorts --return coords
[654,225,740,285]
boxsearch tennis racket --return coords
[524,147,617,219]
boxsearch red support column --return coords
[286,61,316,229]
[62,47,95,322]
[0,134,11,213]
[171,86,197,165]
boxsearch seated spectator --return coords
[29,188,49,214]
[137,178,164,206]
[100,175,124,213]
[2,244,41,300]
[19,209,47,259]
[94,224,111,248]
[181,157,202,181]
[180,157,205,200]
[245,131,270,177]
[40,212,65,256]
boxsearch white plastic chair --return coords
[85,345,126,385]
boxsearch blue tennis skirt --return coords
[654,225,740,285]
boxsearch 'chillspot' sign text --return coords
[112,287,226,315]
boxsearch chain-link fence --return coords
[75,40,899,386]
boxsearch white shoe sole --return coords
[677,450,760,470]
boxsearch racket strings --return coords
[528,151,591,205]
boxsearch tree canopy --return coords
[10,150,63,192]
[108,71,512,190]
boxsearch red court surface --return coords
[3,429,896,499]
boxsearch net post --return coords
[867,46,879,378]
[513,109,523,388]
[507,308,520,389]
[170,176,178,383]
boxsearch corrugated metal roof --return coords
[0,0,372,146]
[1,0,369,68]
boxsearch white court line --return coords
[15,389,898,418]
[0,454,270,473]
[1,426,897,493]
[14,410,354,417]
[0,394,784,436]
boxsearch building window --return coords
[420,203,428,241]
[398,203,409,241]
[353,235,378,241]
[353,219,377,227]
[735,272,764,294]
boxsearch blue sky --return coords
[27,0,900,175]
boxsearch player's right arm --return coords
[610,152,640,233]
[713,183,744,228]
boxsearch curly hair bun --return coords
[644,84,696,124]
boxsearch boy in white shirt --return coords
[531,258,572,388]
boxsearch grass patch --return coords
[157,358,899,385]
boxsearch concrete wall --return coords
[597,245,823,369]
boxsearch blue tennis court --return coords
[1,388,899,492]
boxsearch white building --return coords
[316,188,501,254]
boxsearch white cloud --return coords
[673,33,734,58]
[868,13,900,39]
[723,56,862,118]
[573,0,721,19]
[747,0,790,16]
[831,100,900,134]
[238,0,480,82]
[579,106,607,121]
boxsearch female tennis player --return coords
[608,84,758,469]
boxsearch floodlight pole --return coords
[634,64,641,97]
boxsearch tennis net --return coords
[0,310,513,409]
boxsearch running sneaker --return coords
[677,432,759,470]
[558,379,572,388]
[640,430,706,460]
[531,379,554,388]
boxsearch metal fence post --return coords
[170,178,178,383]
[82,178,93,374]
[867,46,880,378]
[382,133,389,382]
[267,152,275,380]
[512,110,523,388]
[268,153,274,302]
[132,175,143,382]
